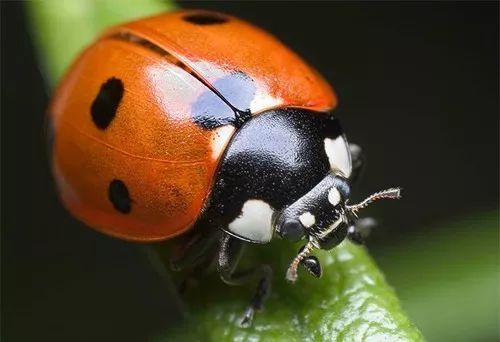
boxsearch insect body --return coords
[49,10,400,326]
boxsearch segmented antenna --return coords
[286,241,315,283]
[347,188,402,216]
[286,187,401,283]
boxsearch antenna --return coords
[347,188,401,216]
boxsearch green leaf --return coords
[376,210,499,341]
[157,240,424,341]
[26,0,176,84]
[27,1,423,340]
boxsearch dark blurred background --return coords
[2,1,498,341]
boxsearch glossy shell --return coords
[49,9,337,241]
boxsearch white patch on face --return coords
[328,187,341,206]
[211,125,235,160]
[299,212,316,228]
[324,136,352,177]
[228,199,274,243]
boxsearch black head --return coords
[275,172,402,282]
[275,173,351,250]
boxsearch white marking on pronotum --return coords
[328,187,341,206]
[228,199,274,243]
[211,125,235,160]
[299,212,316,228]
[324,136,352,177]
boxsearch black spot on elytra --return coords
[91,77,124,129]
[191,71,256,130]
[108,179,131,213]
[183,12,228,25]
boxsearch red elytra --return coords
[49,9,337,241]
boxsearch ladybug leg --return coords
[218,233,273,327]
[170,229,220,272]
[347,217,377,244]
[349,143,365,184]
[168,229,220,293]
[297,245,322,278]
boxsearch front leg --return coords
[296,245,322,278]
[347,217,377,244]
[170,228,220,272]
[218,233,273,327]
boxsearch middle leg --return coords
[170,226,220,272]
[169,227,220,293]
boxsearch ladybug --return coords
[48,9,401,326]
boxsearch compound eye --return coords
[280,219,305,242]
